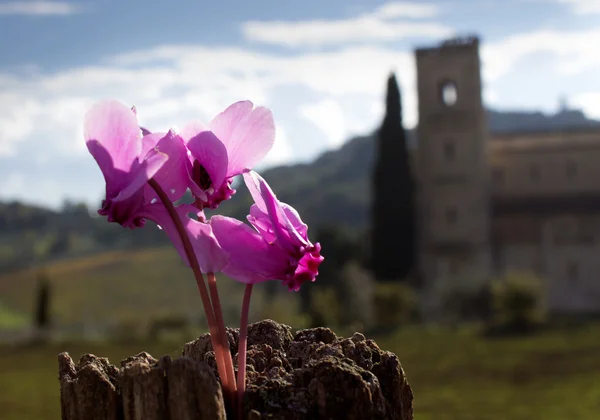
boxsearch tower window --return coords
[443,140,456,161]
[445,207,458,225]
[440,80,458,106]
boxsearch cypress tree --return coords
[34,271,51,330]
[370,73,416,281]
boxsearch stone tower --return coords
[415,37,491,304]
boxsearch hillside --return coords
[0,246,301,331]
[222,107,600,231]
[1,107,599,273]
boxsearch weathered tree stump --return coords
[58,320,413,420]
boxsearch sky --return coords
[0,0,599,209]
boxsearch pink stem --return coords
[236,283,253,419]
[148,179,232,400]
[207,272,237,395]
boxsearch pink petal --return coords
[210,101,253,143]
[243,171,307,248]
[140,204,228,273]
[247,204,277,243]
[142,132,192,204]
[84,100,142,179]
[179,120,209,142]
[140,132,167,157]
[86,139,123,198]
[242,170,269,214]
[210,215,289,284]
[210,101,275,176]
[112,148,168,203]
[281,203,309,240]
[187,130,228,191]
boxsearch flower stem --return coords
[207,273,237,394]
[147,179,232,399]
[236,283,253,420]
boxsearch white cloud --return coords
[6,26,600,162]
[369,2,440,19]
[0,171,62,208]
[0,1,81,16]
[481,29,600,82]
[242,1,451,47]
[3,1,600,208]
[554,0,600,14]
[3,25,600,162]
[0,173,25,196]
[571,92,600,119]
[0,43,420,209]
[300,99,347,148]
[0,94,41,156]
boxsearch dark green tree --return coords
[370,73,416,281]
[34,271,51,330]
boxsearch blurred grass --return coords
[0,301,28,329]
[0,324,599,419]
[0,246,252,329]
[377,324,600,420]
[0,248,599,419]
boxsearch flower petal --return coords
[112,148,168,203]
[140,132,167,157]
[179,120,209,142]
[187,130,228,191]
[210,101,253,143]
[247,204,277,243]
[211,215,289,284]
[243,171,307,248]
[84,100,142,179]
[210,101,275,176]
[281,203,309,240]
[86,139,121,198]
[142,131,192,204]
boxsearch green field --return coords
[0,246,307,331]
[1,324,599,419]
[1,248,599,419]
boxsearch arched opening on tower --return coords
[440,80,458,106]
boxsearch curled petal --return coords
[84,100,142,179]
[247,204,277,243]
[210,215,289,284]
[140,132,167,156]
[112,148,168,203]
[210,101,253,145]
[86,139,122,199]
[187,131,229,191]
[211,101,275,176]
[281,203,309,240]
[142,131,192,204]
[243,171,307,249]
[179,120,209,143]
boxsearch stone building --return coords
[415,36,600,313]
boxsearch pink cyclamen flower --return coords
[84,100,190,228]
[211,171,323,291]
[85,100,225,273]
[180,101,275,210]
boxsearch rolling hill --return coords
[1,106,599,273]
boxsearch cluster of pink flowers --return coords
[84,99,323,416]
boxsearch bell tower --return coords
[415,37,491,300]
